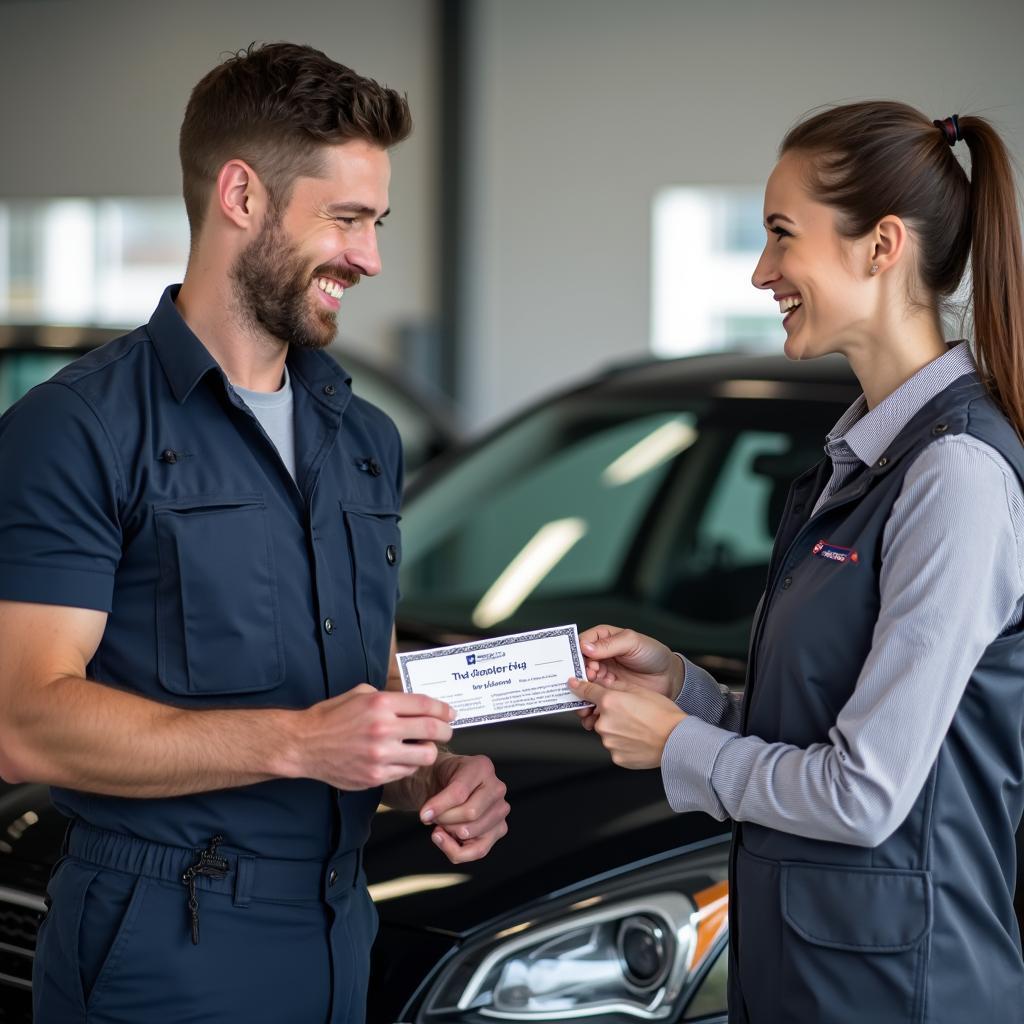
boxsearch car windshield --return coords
[399,387,845,673]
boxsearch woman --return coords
[569,102,1024,1023]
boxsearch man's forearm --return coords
[1,603,451,797]
[1,672,300,796]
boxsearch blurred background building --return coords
[1,0,1021,431]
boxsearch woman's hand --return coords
[574,625,684,732]
[568,674,685,769]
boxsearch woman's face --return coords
[752,151,876,361]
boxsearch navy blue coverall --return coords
[0,286,403,1022]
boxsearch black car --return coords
[1,350,942,1022]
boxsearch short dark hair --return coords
[179,42,412,238]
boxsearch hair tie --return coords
[933,114,961,147]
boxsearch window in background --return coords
[652,185,975,358]
[651,186,780,357]
[0,351,76,412]
[0,199,189,327]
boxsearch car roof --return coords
[583,350,860,403]
[589,352,860,399]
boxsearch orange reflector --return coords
[690,879,729,971]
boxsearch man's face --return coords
[231,140,391,349]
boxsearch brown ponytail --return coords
[958,117,1024,439]
[781,102,1024,438]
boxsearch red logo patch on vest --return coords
[811,540,859,564]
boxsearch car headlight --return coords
[418,844,729,1022]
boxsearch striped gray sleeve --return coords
[661,435,1024,843]
[674,654,743,732]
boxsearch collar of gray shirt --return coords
[825,341,977,468]
[231,365,293,410]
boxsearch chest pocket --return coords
[341,502,401,687]
[154,495,284,696]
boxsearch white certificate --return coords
[397,624,590,728]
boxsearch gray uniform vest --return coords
[728,374,1024,1023]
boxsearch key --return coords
[182,835,229,946]
[186,873,200,945]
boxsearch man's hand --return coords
[575,625,683,733]
[290,686,455,790]
[568,674,685,769]
[419,753,509,864]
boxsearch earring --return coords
[870,264,879,275]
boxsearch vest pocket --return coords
[341,503,401,687]
[782,861,932,951]
[780,859,931,1022]
[154,495,284,695]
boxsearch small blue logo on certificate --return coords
[466,654,477,665]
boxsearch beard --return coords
[230,211,352,351]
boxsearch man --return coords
[0,43,509,1023]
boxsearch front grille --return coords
[0,941,34,984]
[0,886,43,1021]
[0,902,41,955]
[0,894,42,1022]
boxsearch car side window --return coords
[637,424,818,633]
[692,431,789,568]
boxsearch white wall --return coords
[461,0,1024,429]
[3,1,1024,429]
[0,0,437,363]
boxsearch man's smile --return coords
[316,276,346,300]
